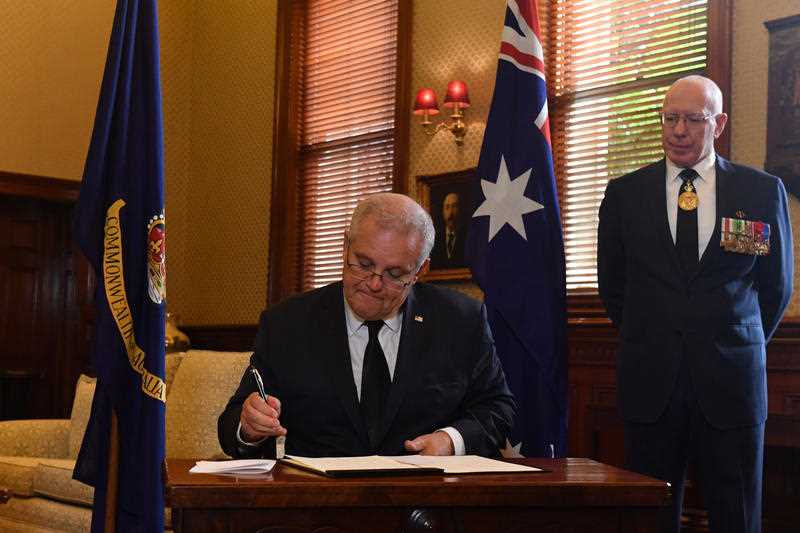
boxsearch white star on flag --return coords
[472,155,543,242]
[500,439,524,458]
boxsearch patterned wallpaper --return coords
[410,0,800,311]
[1,0,796,323]
[159,0,194,327]
[407,0,505,198]
[406,0,506,300]
[0,1,276,327]
[730,0,800,317]
[0,0,112,179]
[170,1,277,326]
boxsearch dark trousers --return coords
[624,361,764,533]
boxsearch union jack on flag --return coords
[466,0,568,458]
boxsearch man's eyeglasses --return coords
[660,112,714,128]
[345,261,413,291]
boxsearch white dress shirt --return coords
[343,297,465,455]
[666,151,717,260]
[343,300,401,398]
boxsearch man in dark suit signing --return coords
[219,193,515,458]
[598,75,793,533]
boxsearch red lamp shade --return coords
[413,88,440,115]
[443,80,470,108]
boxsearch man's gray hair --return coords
[349,193,435,269]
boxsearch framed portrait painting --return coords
[764,15,800,200]
[416,168,475,281]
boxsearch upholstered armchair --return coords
[0,350,251,532]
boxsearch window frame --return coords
[541,0,732,318]
[268,0,412,305]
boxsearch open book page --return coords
[387,455,542,474]
[282,455,541,475]
[283,455,439,474]
[189,459,276,475]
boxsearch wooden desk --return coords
[165,458,669,533]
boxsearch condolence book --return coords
[281,455,542,477]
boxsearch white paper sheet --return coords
[189,459,276,475]
[282,454,541,475]
[284,455,426,473]
[388,455,542,474]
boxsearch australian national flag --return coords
[72,1,166,531]
[466,0,568,458]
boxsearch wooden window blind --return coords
[542,0,709,290]
[300,0,399,290]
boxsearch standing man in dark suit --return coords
[219,193,515,458]
[598,75,793,533]
[430,192,467,269]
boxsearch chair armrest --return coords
[0,419,70,458]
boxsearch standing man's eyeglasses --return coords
[659,112,714,128]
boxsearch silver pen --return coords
[249,366,268,402]
[248,365,285,459]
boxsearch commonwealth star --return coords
[472,155,543,241]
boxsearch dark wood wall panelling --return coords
[181,325,259,353]
[0,171,93,420]
[267,0,304,306]
[707,0,733,158]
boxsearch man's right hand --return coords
[240,392,287,442]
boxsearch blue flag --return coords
[466,0,568,458]
[72,1,166,531]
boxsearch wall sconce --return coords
[413,80,470,146]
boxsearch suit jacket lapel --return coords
[373,287,428,448]
[646,159,683,275]
[319,283,370,447]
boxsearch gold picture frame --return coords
[416,168,476,281]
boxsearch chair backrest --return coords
[68,352,187,459]
[68,375,96,459]
[165,350,251,459]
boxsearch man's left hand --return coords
[404,431,454,455]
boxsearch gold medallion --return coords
[678,191,698,211]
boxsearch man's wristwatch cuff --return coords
[236,422,269,447]
[437,426,465,455]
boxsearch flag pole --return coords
[104,410,119,532]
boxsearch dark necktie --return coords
[360,320,390,447]
[446,232,455,258]
[675,168,699,275]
